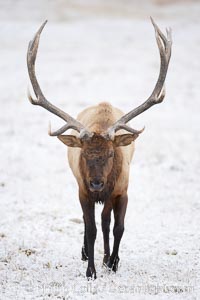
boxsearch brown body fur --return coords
[68,102,134,200]
[64,102,136,278]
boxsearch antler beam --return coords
[27,20,92,138]
[105,18,172,139]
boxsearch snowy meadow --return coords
[0,1,200,299]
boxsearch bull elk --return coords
[27,19,172,279]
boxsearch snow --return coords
[0,0,200,299]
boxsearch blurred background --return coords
[0,0,200,299]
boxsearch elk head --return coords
[27,19,172,193]
[58,132,140,192]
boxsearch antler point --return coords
[48,121,52,136]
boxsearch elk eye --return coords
[108,152,114,158]
[82,152,88,159]
[96,157,103,163]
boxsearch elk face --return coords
[81,135,114,192]
[58,133,140,193]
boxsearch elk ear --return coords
[57,135,82,148]
[113,133,139,147]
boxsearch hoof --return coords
[103,254,110,265]
[106,256,120,272]
[86,266,96,280]
[81,246,88,261]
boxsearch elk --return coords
[27,19,172,279]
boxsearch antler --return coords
[27,20,92,138]
[105,18,172,139]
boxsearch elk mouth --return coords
[89,180,104,192]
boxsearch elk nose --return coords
[90,180,104,191]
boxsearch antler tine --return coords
[105,18,172,140]
[48,122,72,136]
[48,122,89,137]
[27,21,92,138]
[27,20,48,105]
[150,17,172,101]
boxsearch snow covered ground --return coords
[0,0,200,299]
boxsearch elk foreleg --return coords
[80,198,97,279]
[107,194,128,272]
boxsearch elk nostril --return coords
[90,180,104,190]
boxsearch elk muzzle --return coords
[89,178,105,192]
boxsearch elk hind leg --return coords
[101,201,112,265]
[81,215,88,261]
